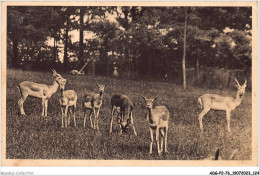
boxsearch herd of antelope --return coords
[17,69,247,157]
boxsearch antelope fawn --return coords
[82,83,106,129]
[142,96,169,155]
[17,69,65,117]
[110,93,137,136]
[59,80,77,128]
[198,79,247,133]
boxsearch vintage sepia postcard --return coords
[1,1,258,168]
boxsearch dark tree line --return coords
[7,6,252,88]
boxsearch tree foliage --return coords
[7,6,252,84]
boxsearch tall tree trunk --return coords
[182,8,187,90]
[107,51,112,77]
[55,39,58,62]
[92,59,95,76]
[148,50,151,78]
[196,57,199,84]
[167,55,170,80]
[12,38,18,68]
[53,37,56,62]
[107,56,109,77]
[128,54,131,79]
[79,8,84,64]
[63,19,69,71]
[126,44,131,79]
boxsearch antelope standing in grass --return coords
[203,148,238,160]
[110,93,137,136]
[82,83,106,129]
[198,79,247,133]
[142,96,169,155]
[17,69,65,117]
[59,79,77,128]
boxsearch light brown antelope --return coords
[82,83,106,129]
[203,148,238,160]
[110,93,137,136]
[142,96,170,155]
[17,69,65,117]
[198,79,247,133]
[59,80,77,128]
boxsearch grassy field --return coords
[5,69,252,160]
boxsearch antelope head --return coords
[96,83,106,95]
[118,107,131,134]
[235,79,247,98]
[141,96,158,110]
[58,78,69,91]
[51,69,63,79]
[51,69,67,90]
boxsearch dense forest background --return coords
[7,6,252,88]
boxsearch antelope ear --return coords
[66,79,70,85]
[52,73,57,78]
[153,97,158,102]
[96,83,99,87]
[141,95,147,101]
[104,84,107,87]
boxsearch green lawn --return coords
[6,69,252,160]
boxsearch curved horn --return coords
[235,78,241,87]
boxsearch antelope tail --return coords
[198,97,203,109]
[17,85,22,96]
